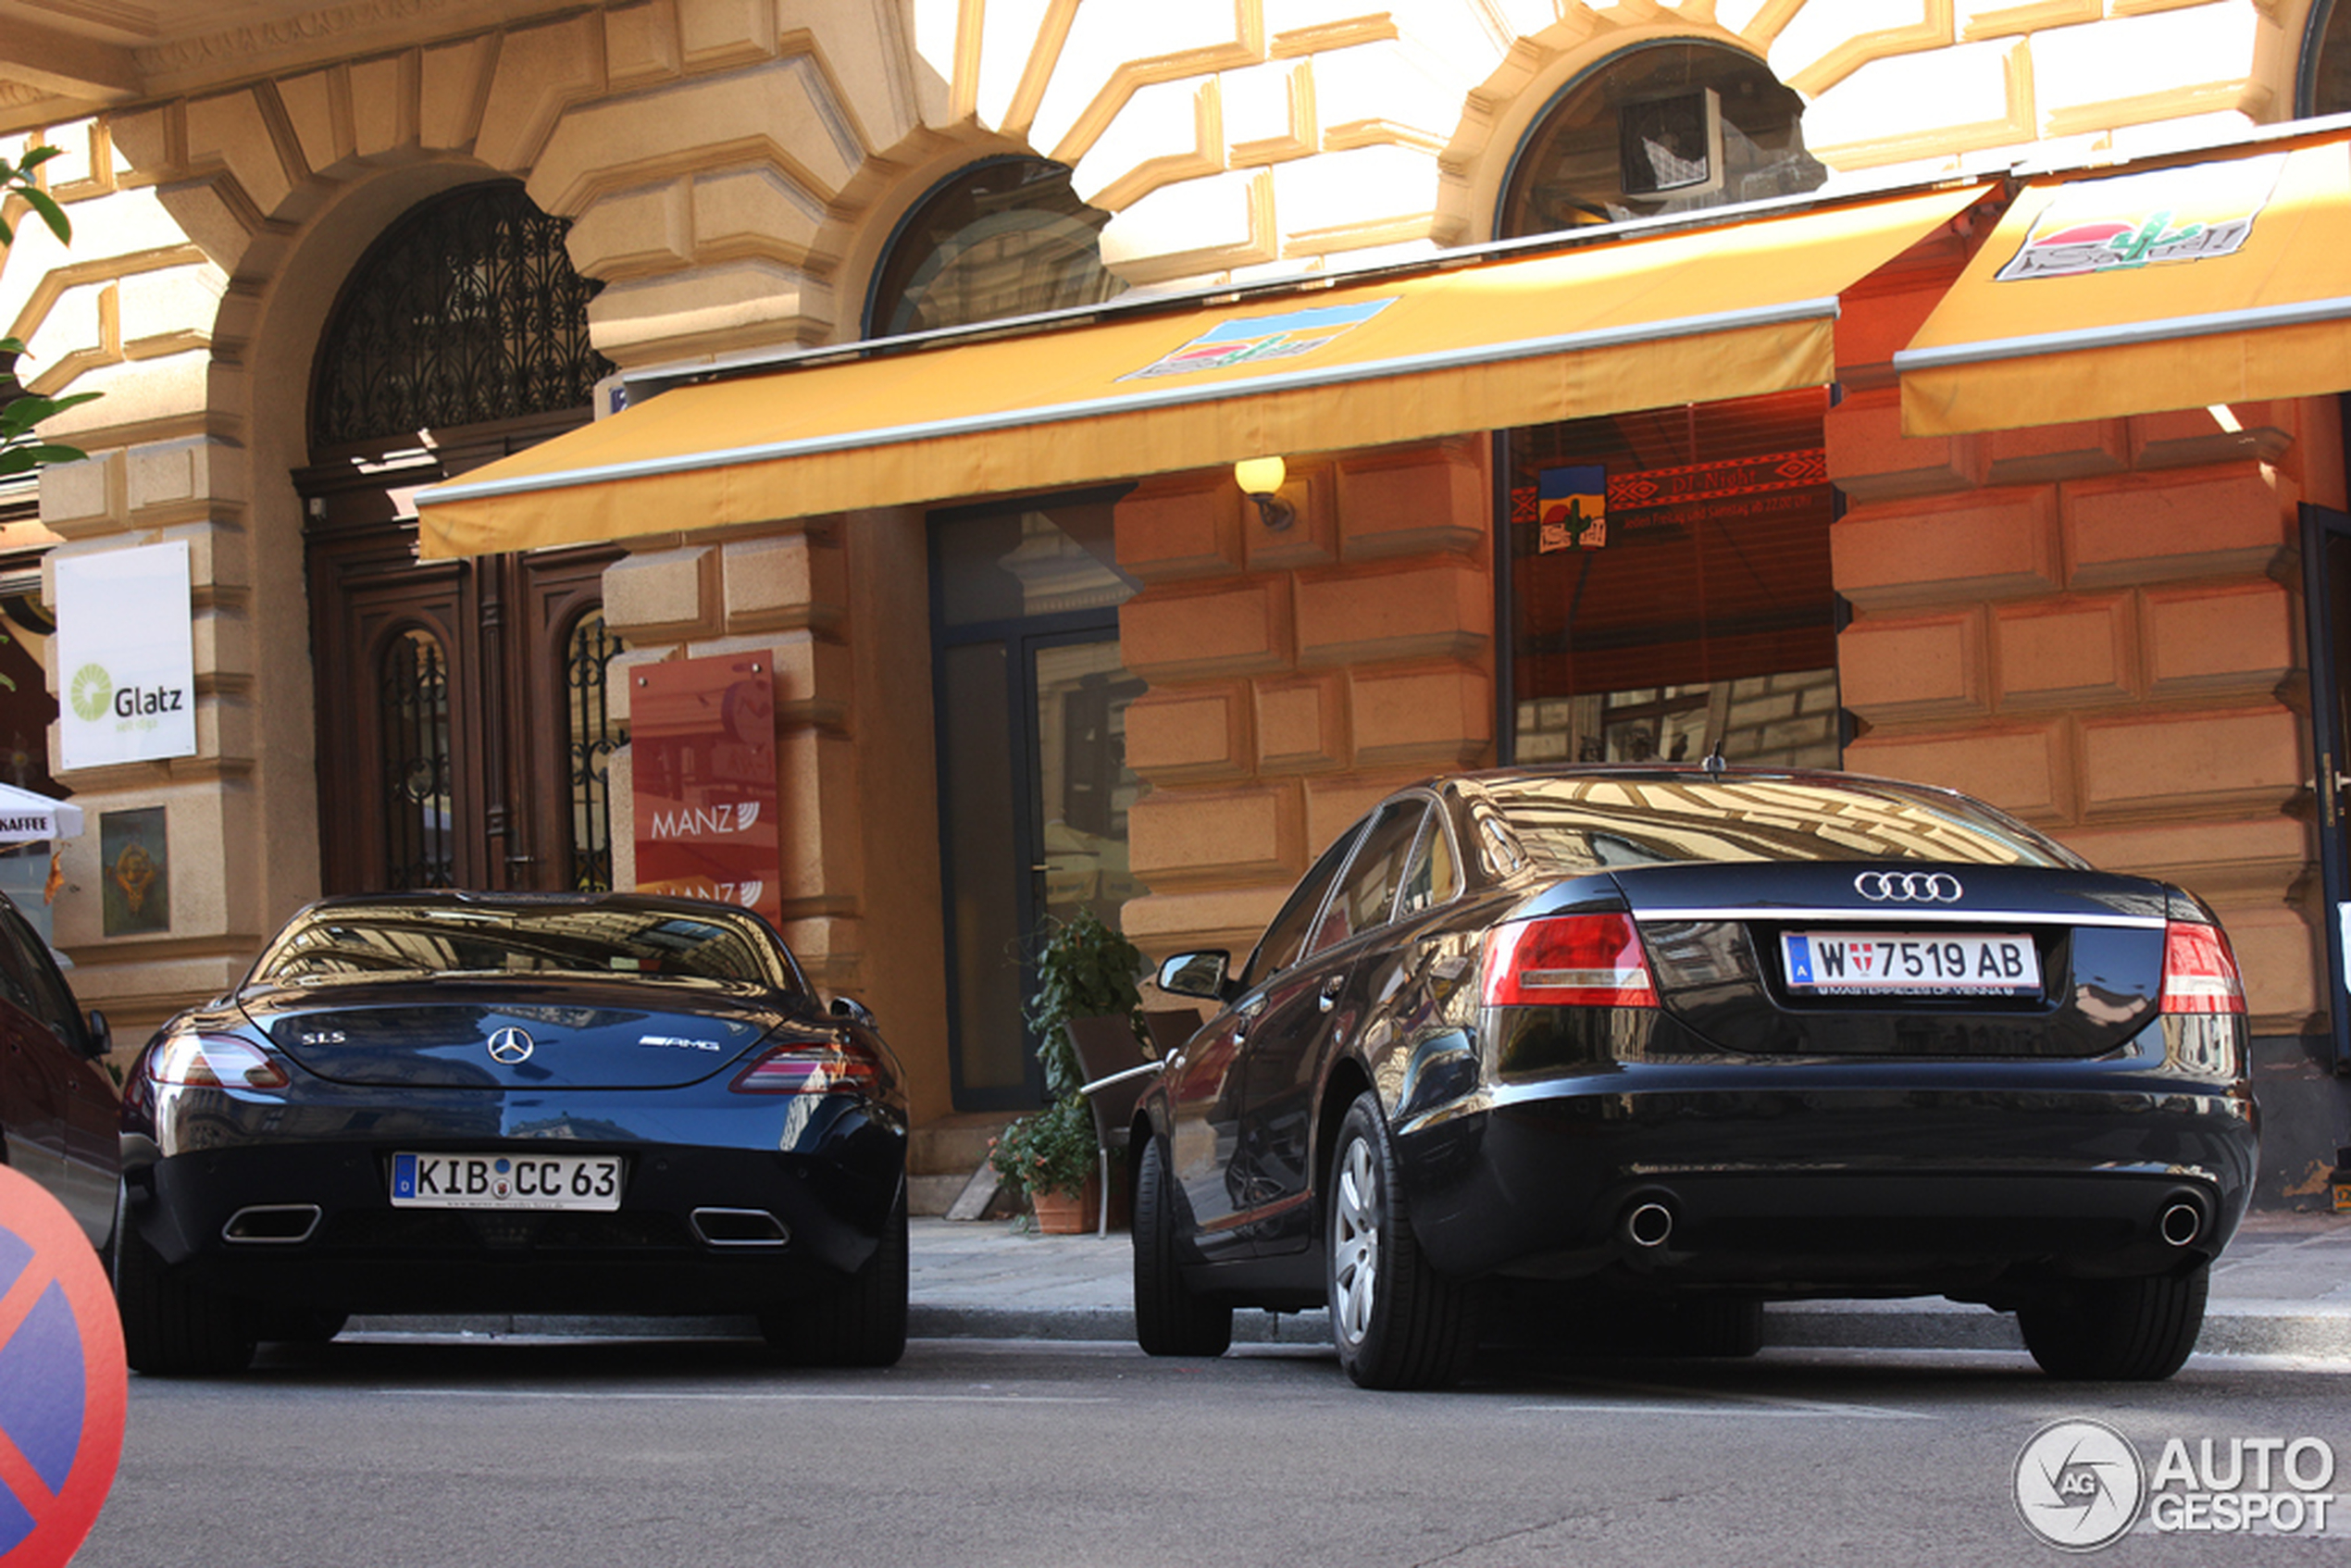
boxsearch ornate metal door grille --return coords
[312,183,615,450]
[379,628,454,890]
[566,610,627,890]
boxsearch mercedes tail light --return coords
[148,1035,292,1089]
[1481,914,1658,1008]
[2160,922,2245,1015]
[730,1039,883,1095]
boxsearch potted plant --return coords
[989,909,1146,1232]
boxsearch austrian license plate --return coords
[1781,931,2040,997]
[390,1151,623,1211]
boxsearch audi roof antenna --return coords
[1702,740,1726,778]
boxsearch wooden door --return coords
[301,448,620,896]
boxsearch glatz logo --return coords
[112,684,186,717]
[648,802,762,839]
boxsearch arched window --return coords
[1499,41,1825,238]
[2304,0,2351,114]
[866,157,1123,339]
[1497,46,1838,772]
[311,182,614,451]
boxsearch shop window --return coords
[1499,41,1825,235]
[2304,1,2351,113]
[312,183,613,451]
[1503,389,1842,770]
[866,157,1124,339]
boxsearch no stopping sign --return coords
[0,1164,125,1567]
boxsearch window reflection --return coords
[867,158,1124,338]
[1499,41,1825,235]
[1471,777,2082,874]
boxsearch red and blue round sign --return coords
[0,1164,125,1568]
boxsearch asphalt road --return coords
[75,1335,2351,1568]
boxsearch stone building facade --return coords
[3,0,2348,1206]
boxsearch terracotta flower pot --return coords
[1029,1176,1099,1235]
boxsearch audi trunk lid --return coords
[1609,862,2171,1058]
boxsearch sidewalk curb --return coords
[341,1301,2351,1360]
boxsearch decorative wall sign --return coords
[98,806,168,937]
[1537,465,1609,552]
[630,654,783,927]
[55,543,198,770]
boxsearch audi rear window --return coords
[1473,775,2083,876]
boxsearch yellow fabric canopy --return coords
[1898,131,2351,436]
[417,185,1981,559]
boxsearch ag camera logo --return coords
[2014,1422,2343,1550]
[2015,1420,2144,1551]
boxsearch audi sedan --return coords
[1134,766,2257,1389]
[116,892,907,1374]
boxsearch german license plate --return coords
[1781,931,2039,997]
[390,1151,623,1211]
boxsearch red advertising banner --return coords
[630,653,782,927]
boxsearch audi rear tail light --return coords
[2160,922,2245,1015]
[149,1035,292,1089]
[1481,914,1658,1008]
[730,1039,883,1095]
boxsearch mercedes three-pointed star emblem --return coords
[486,1027,535,1065]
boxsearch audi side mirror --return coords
[81,1009,111,1062]
[1156,951,1231,1002]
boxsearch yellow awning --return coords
[1898,131,2351,436]
[417,185,1982,558]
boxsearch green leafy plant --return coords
[1024,906,1146,1099]
[2,145,102,479]
[988,1094,1096,1203]
[988,909,1146,1201]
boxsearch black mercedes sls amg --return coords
[115,891,906,1374]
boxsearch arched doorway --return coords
[295,182,628,894]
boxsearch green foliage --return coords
[988,1094,1096,1201]
[1023,907,1145,1100]
[0,145,70,249]
[989,909,1147,1201]
[1,146,99,478]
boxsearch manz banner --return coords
[55,541,199,769]
[630,653,782,927]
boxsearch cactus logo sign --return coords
[56,541,198,768]
[1994,154,2283,282]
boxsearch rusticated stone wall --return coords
[1830,272,2346,1034]
[1113,438,1493,964]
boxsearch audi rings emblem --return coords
[1854,871,1963,903]
[486,1027,536,1064]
